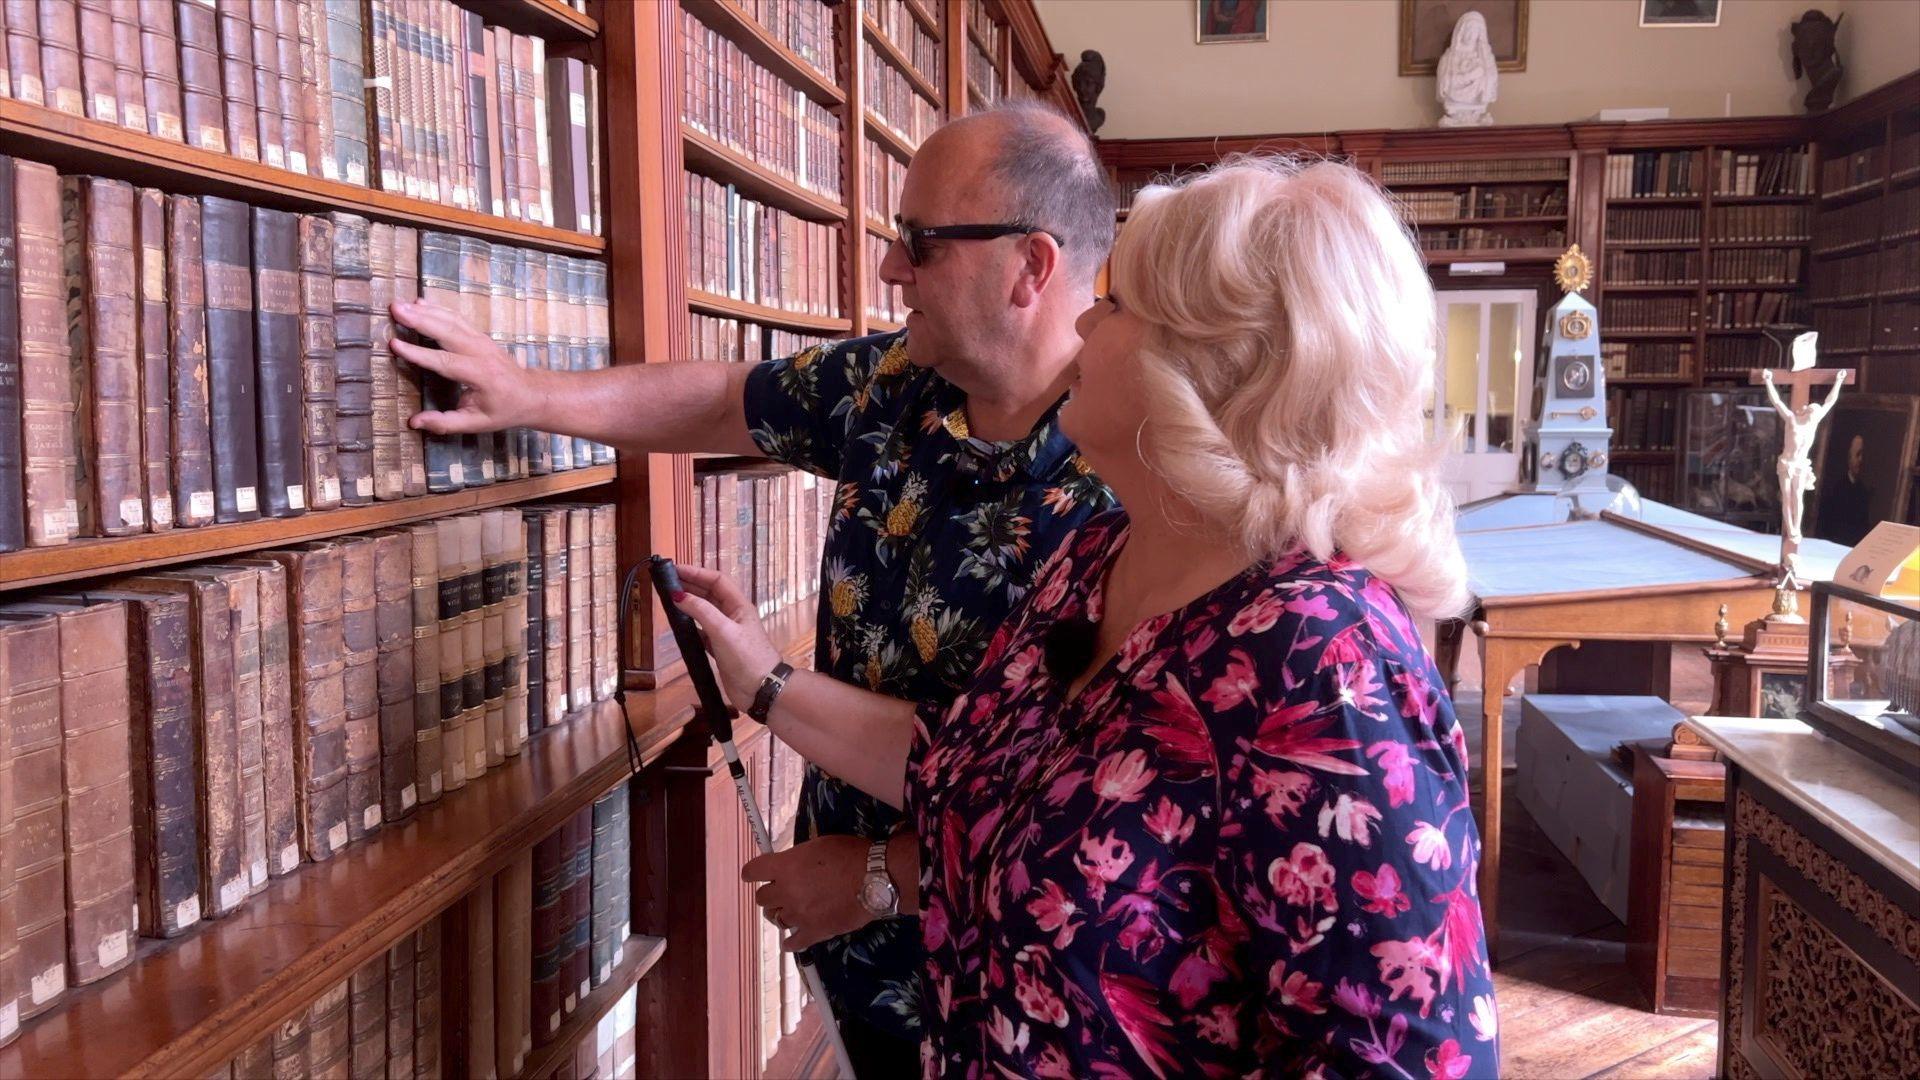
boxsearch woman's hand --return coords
[669,563,781,707]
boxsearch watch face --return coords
[1559,443,1590,479]
[860,876,896,915]
[1560,359,1591,393]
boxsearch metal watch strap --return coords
[747,661,794,723]
[866,838,888,876]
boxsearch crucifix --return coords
[1748,331,1854,599]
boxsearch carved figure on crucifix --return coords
[1757,363,1849,584]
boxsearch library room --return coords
[0,0,1913,1078]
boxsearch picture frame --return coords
[1808,392,1920,548]
[1399,0,1528,76]
[1679,388,1782,530]
[1195,0,1267,45]
[1639,0,1722,28]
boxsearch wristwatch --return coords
[857,838,899,917]
[747,662,794,724]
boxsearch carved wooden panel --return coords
[1754,878,1919,1076]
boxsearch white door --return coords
[1434,290,1538,503]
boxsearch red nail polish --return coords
[672,591,688,602]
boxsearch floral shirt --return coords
[904,510,1498,1078]
[743,330,1113,1039]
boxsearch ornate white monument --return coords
[1437,11,1498,127]
[1530,246,1612,499]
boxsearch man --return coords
[389,101,1115,1075]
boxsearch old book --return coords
[174,0,225,152]
[480,509,507,770]
[548,57,590,234]
[383,933,417,1080]
[293,0,331,180]
[331,212,374,505]
[0,615,68,1019]
[241,0,283,170]
[348,952,385,1080]
[464,887,497,1080]
[335,536,381,840]
[489,25,517,219]
[115,575,245,916]
[251,206,305,519]
[591,504,616,700]
[367,222,403,500]
[562,260,590,472]
[269,1011,309,1079]
[321,0,368,185]
[523,512,545,737]
[212,0,259,161]
[539,509,567,720]
[371,531,416,823]
[132,188,175,533]
[0,157,22,554]
[485,243,516,481]
[566,507,590,711]
[411,915,442,1080]
[0,605,17,1047]
[404,524,441,804]
[512,250,549,478]
[295,214,341,510]
[468,10,498,215]
[391,225,426,496]
[226,558,299,877]
[589,785,616,987]
[504,510,528,753]
[542,252,570,472]
[74,589,200,937]
[0,599,137,985]
[201,195,262,523]
[72,0,125,126]
[458,513,487,780]
[107,2,149,133]
[456,236,493,484]
[255,545,348,862]
[389,0,417,199]
[35,0,83,117]
[363,0,398,190]
[562,804,592,1018]
[584,63,601,236]
[433,517,466,792]
[508,34,539,225]
[584,263,611,466]
[3,0,44,106]
[14,160,75,547]
[415,232,463,492]
[164,195,216,527]
[135,0,184,141]
[530,819,567,1043]
[232,1032,272,1079]
[494,849,533,1077]
[439,0,467,210]
[61,175,144,537]
[306,978,351,1078]
[267,0,307,174]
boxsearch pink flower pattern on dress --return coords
[904,511,1497,1077]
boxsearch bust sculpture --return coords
[1790,10,1844,113]
[1436,11,1498,127]
[1071,50,1107,134]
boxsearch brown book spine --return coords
[251,206,305,519]
[61,175,144,538]
[504,509,528,752]
[486,245,516,481]
[447,1,473,212]
[389,0,417,199]
[548,57,590,234]
[261,545,347,861]
[433,517,464,791]
[367,222,403,500]
[480,509,506,769]
[133,188,176,532]
[541,252,569,471]
[35,0,82,116]
[269,1010,309,1079]
[306,978,351,1077]
[69,0,116,123]
[14,161,75,547]
[244,0,283,169]
[562,805,592,1018]
[331,212,374,505]
[363,0,399,191]
[102,0,148,133]
[530,820,565,1042]
[320,0,368,186]
[566,507,590,711]
[490,25,517,220]
[458,886,496,1080]
[494,849,533,1076]
[419,0,447,205]
[458,513,486,780]
[3,0,45,106]
[411,915,442,1080]
[174,0,227,153]
[0,607,17,1046]
[371,531,415,823]
[529,36,551,228]
[590,504,616,700]
[391,225,426,496]
[405,523,441,803]
[212,0,259,161]
[230,558,299,877]
[539,509,566,720]
[269,0,307,174]
[348,952,386,1080]
[232,1032,273,1079]
[202,195,261,524]
[296,214,341,509]
[472,10,499,216]
[294,0,332,180]
[383,934,417,1080]
[454,236,492,484]
[510,34,539,225]
[165,194,217,526]
[137,0,185,142]
[335,536,381,839]
[0,615,68,1019]
[188,569,267,896]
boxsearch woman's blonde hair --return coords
[1113,155,1470,619]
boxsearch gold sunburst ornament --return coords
[1553,245,1594,294]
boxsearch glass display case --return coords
[1679,387,1781,531]
[1806,579,1919,774]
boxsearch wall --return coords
[1039,0,1918,139]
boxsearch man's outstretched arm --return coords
[391,297,762,458]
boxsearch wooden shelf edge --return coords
[867,217,898,241]
[1422,246,1564,264]
[1410,215,1568,227]
[515,935,668,1080]
[0,466,617,593]
[0,698,660,1079]
[680,0,845,107]
[454,0,598,41]
[863,18,943,106]
[0,100,605,256]
[688,289,852,335]
[1385,175,1570,188]
[1604,283,1704,292]
[681,125,849,223]
[864,114,920,163]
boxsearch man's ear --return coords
[1010,232,1063,309]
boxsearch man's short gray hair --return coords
[982,100,1115,284]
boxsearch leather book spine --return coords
[542,252,570,472]
[229,558,299,877]
[232,1032,272,1078]
[364,0,398,191]
[165,194,216,526]
[3,0,44,106]
[251,206,306,518]
[584,262,611,465]
[522,512,545,737]
[0,615,67,1018]
[504,510,528,752]
[389,0,417,199]
[432,0,460,209]
[588,786,615,987]
[550,57,590,234]
[565,261,591,471]
[269,1010,309,1079]
[366,222,402,500]
[296,214,341,509]
[202,569,268,895]
[585,63,601,236]
[405,524,441,804]
[531,37,552,228]
[35,0,82,116]
[455,236,493,484]
[530,821,567,1043]
[100,0,146,132]
[384,934,417,1080]
[72,0,118,124]
[511,249,545,478]
[458,513,486,780]
[321,0,368,186]
[411,915,442,1080]
[305,978,351,1078]
[0,157,22,554]
[464,886,497,1080]
[481,509,507,770]
[200,195,262,523]
[268,0,307,174]
[0,0,11,97]
[611,781,630,955]
[416,231,463,492]
[133,188,175,533]
[566,507,590,712]
[174,0,226,153]
[17,167,74,548]
[489,25,517,220]
[495,848,533,1077]
[241,0,282,170]
[433,517,465,791]
[212,0,259,161]
[590,504,616,700]
[335,536,381,840]
[563,805,592,1017]
[295,0,334,181]
[60,176,142,538]
[0,608,18,1046]
[330,212,373,504]
[470,10,497,216]
[540,510,567,720]
[391,225,426,496]
[348,953,386,1080]
[510,34,538,224]
[371,531,416,823]
[260,546,347,862]
[485,243,516,481]
[137,0,185,141]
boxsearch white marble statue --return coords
[1762,366,1846,565]
[1437,11,1498,127]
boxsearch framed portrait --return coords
[1640,0,1722,27]
[1196,0,1267,44]
[1399,0,1528,76]
[1808,392,1920,548]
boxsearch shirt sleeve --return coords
[741,334,895,479]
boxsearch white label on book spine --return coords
[0,1001,18,1040]
[566,991,578,1013]
[98,931,130,968]
[264,144,284,168]
[64,498,78,530]
[491,737,503,758]
[401,784,417,809]
[52,87,82,115]
[155,115,184,142]
[321,156,339,181]
[448,462,464,484]
[598,961,611,984]
[356,475,373,497]
[175,897,201,930]
[119,497,144,527]
[152,494,173,525]
[41,510,66,541]
[18,74,41,104]
[620,921,631,942]
[219,877,247,911]
[92,94,116,122]
[549,1010,562,1034]
[122,104,147,130]
[364,805,382,830]
[236,486,257,513]
[347,160,366,186]
[471,748,486,773]
[321,476,340,503]
[429,771,443,796]
[580,978,591,1001]
[31,966,62,1004]
[384,469,402,493]
[570,92,587,128]
[250,859,267,887]
[279,844,301,874]
[287,484,306,510]
[410,464,426,487]
[190,490,215,519]
[288,150,308,174]
[480,459,495,480]
[328,821,349,850]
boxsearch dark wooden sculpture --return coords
[1790,10,1844,113]
[1072,49,1107,134]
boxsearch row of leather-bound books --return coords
[0,155,612,553]
[0,502,618,1049]
[0,0,602,232]
[209,783,636,1080]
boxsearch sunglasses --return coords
[893,214,1064,267]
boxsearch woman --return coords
[677,156,1497,1078]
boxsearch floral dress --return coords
[905,510,1498,1078]
[743,330,1113,1041]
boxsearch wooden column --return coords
[846,0,870,337]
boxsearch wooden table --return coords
[1440,495,1853,960]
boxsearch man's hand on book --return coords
[391,298,543,436]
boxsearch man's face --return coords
[1848,435,1865,480]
